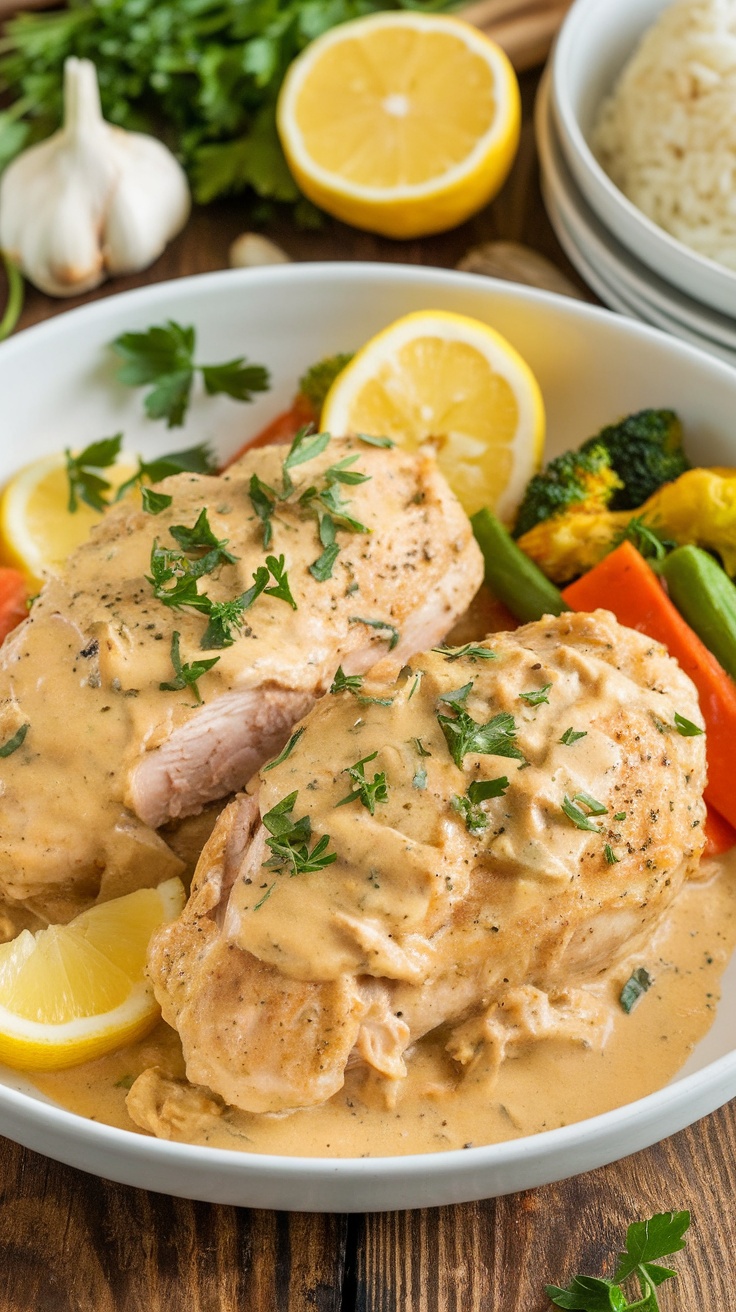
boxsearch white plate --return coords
[2,262,736,1210]
[536,71,736,358]
[550,0,736,319]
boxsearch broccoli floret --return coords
[298,353,354,413]
[580,409,689,510]
[513,443,623,538]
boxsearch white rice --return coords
[592,0,736,271]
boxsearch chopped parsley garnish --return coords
[199,589,260,648]
[335,751,388,815]
[65,434,123,512]
[561,795,605,833]
[309,512,341,581]
[604,843,620,865]
[546,1209,690,1310]
[613,515,674,562]
[413,766,427,790]
[407,672,422,700]
[574,791,608,816]
[281,425,331,495]
[261,790,336,875]
[432,643,497,663]
[141,487,173,515]
[115,441,217,502]
[453,777,509,835]
[262,728,305,773]
[467,777,509,803]
[253,883,276,910]
[437,682,473,708]
[169,507,237,564]
[619,967,654,1014]
[159,631,219,703]
[330,666,363,694]
[437,706,524,770]
[0,722,29,757]
[674,712,704,737]
[356,432,395,448]
[614,811,627,821]
[559,727,587,746]
[349,616,400,652]
[412,737,431,757]
[519,683,552,706]
[111,319,269,428]
[263,553,297,609]
[357,695,394,707]
[248,473,277,548]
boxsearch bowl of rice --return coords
[550,0,736,319]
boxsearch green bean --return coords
[661,545,736,682]
[471,508,569,623]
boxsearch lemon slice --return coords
[321,309,545,519]
[0,453,136,588]
[276,13,521,238]
[0,878,185,1071]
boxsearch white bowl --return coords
[551,0,736,319]
[2,262,736,1210]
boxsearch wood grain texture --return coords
[1,63,734,1312]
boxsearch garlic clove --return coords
[229,233,291,268]
[104,132,190,275]
[0,57,191,297]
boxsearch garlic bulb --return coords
[229,232,291,268]
[0,58,191,297]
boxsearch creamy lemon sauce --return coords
[32,850,736,1156]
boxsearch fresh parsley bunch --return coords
[0,0,450,211]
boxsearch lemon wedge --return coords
[321,309,545,519]
[0,453,136,588]
[0,879,185,1071]
[276,12,521,238]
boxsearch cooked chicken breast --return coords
[144,609,707,1117]
[0,437,481,922]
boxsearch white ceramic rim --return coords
[550,0,736,318]
[535,70,736,354]
[0,262,735,1210]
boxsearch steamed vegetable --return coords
[513,409,688,540]
[704,806,736,858]
[512,443,621,538]
[562,541,736,832]
[518,467,736,583]
[471,508,568,623]
[579,408,689,509]
[661,545,736,683]
[0,567,27,643]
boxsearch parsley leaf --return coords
[65,434,123,512]
[249,473,277,548]
[432,643,497,662]
[261,791,336,876]
[452,777,509,835]
[330,666,363,694]
[0,722,29,757]
[141,487,173,515]
[349,615,400,651]
[467,777,509,803]
[546,1210,690,1312]
[673,713,704,737]
[169,507,237,564]
[519,683,552,706]
[437,682,473,708]
[111,320,269,428]
[604,843,620,865]
[561,795,605,833]
[620,967,654,1014]
[310,512,340,581]
[356,432,395,448]
[437,707,524,770]
[262,727,305,772]
[559,727,587,746]
[264,553,297,609]
[159,631,219,703]
[335,751,389,815]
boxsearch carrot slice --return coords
[0,566,28,644]
[704,805,736,858]
[220,394,316,470]
[562,541,736,830]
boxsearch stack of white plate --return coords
[536,0,736,368]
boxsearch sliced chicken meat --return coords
[0,436,482,922]
[143,609,707,1117]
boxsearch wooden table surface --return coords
[2,66,735,1312]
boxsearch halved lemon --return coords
[320,309,545,519]
[0,453,136,587]
[276,12,521,238]
[0,878,185,1071]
